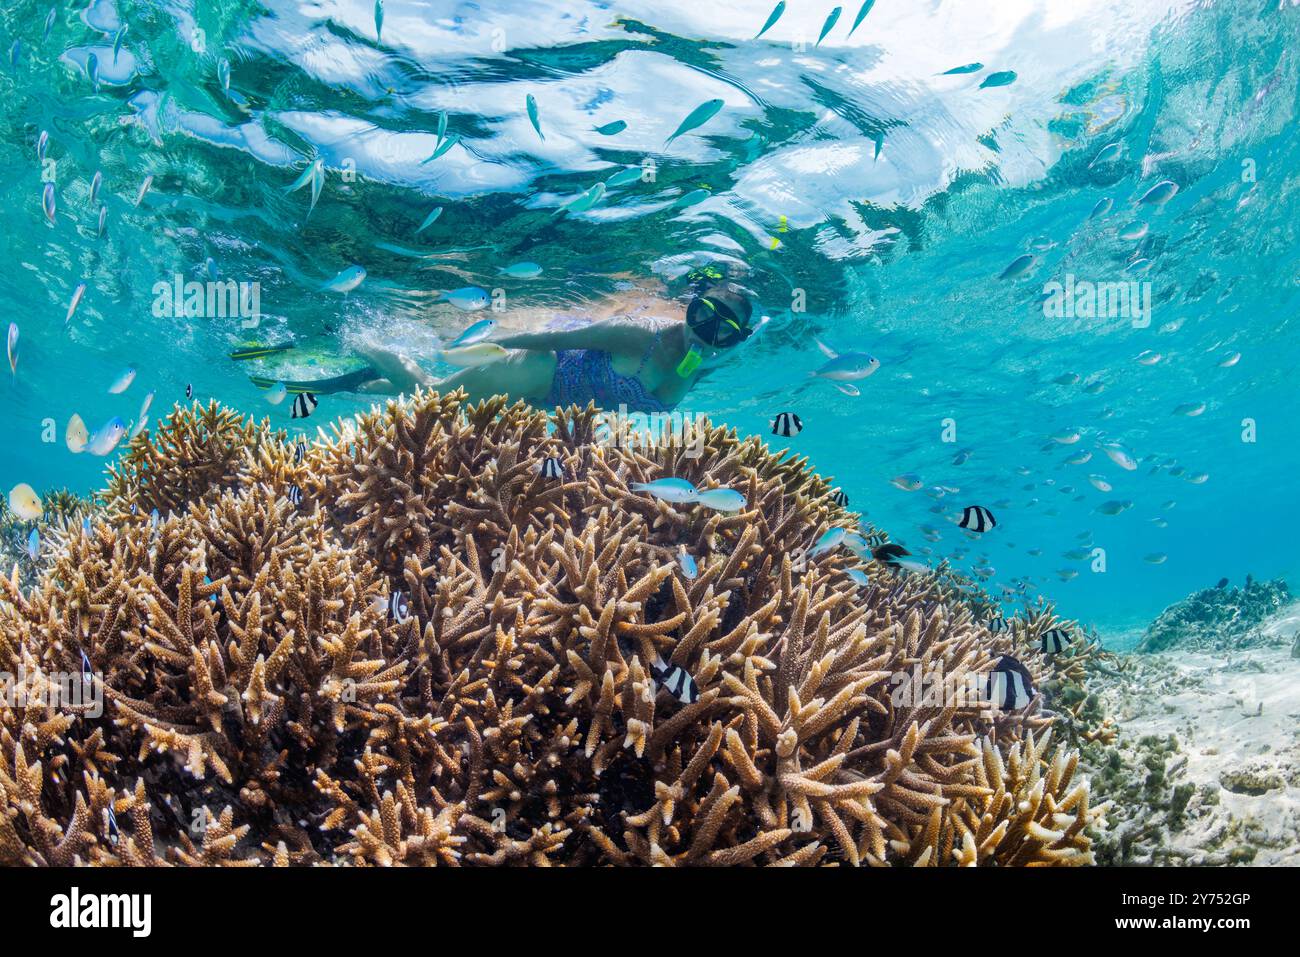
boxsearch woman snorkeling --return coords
[279,282,758,413]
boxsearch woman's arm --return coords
[493,318,655,354]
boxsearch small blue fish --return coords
[150,508,160,530]
[559,182,605,215]
[999,254,1036,280]
[265,382,287,405]
[594,120,627,136]
[665,99,724,146]
[88,170,102,207]
[499,262,542,279]
[940,62,984,75]
[422,134,459,164]
[677,547,697,579]
[375,0,384,40]
[631,478,699,503]
[435,111,448,146]
[26,528,39,562]
[449,319,496,347]
[847,0,875,37]
[134,174,153,208]
[816,7,842,46]
[1139,180,1179,206]
[9,40,20,68]
[86,417,127,456]
[811,340,880,381]
[43,7,55,40]
[7,323,18,377]
[108,366,136,394]
[756,2,786,38]
[606,167,643,188]
[85,52,99,90]
[37,131,48,163]
[97,206,108,238]
[1089,197,1113,219]
[217,57,231,91]
[845,568,870,586]
[809,528,846,558]
[42,183,56,225]
[526,93,544,141]
[415,206,443,235]
[321,265,366,294]
[979,71,1017,89]
[440,286,490,311]
[695,488,747,512]
[82,517,91,536]
[112,25,128,63]
[675,187,711,208]
[1089,143,1121,168]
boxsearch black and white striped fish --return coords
[294,438,306,464]
[1040,627,1070,654]
[983,654,1034,710]
[987,616,1010,634]
[105,803,120,845]
[536,456,564,479]
[770,412,803,438]
[651,655,698,705]
[830,488,849,508]
[374,589,411,625]
[291,392,318,419]
[958,505,997,532]
[287,484,303,507]
[80,649,94,686]
[185,383,193,399]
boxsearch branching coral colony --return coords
[0,395,1110,866]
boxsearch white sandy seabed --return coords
[1094,602,1300,865]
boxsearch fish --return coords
[1089,143,1122,167]
[80,648,94,686]
[1118,221,1148,241]
[66,414,88,453]
[754,1,788,39]
[847,0,875,37]
[957,505,996,533]
[1186,472,1209,484]
[9,40,19,67]
[891,473,922,492]
[845,568,870,586]
[321,265,366,294]
[987,616,1010,634]
[6,323,17,376]
[770,411,802,438]
[108,367,136,394]
[440,343,508,368]
[499,262,543,279]
[999,254,1036,279]
[1218,351,1241,368]
[185,384,194,400]
[1216,577,1228,589]
[816,7,842,46]
[422,134,460,164]
[291,393,318,420]
[129,416,148,440]
[414,206,443,235]
[1145,553,1168,564]
[833,382,861,397]
[42,183,56,225]
[1173,401,1206,417]
[632,478,699,503]
[285,158,324,215]
[86,417,127,455]
[696,488,747,512]
[439,286,490,311]
[1051,429,1080,444]
[1169,466,1185,477]
[26,528,39,562]
[265,382,288,405]
[1096,500,1133,516]
[605,167,644,188]
[8,483,43,521]
[830,488,849,509]
[112,24,128,62]
[374,0,384,40]
[1100,444,1137,471]
[809,528,847,558]
[675,187,711,208]
[1087,475,1112,492]
[1040,628,1070,654]
[61,281,89,327]
[384,590,411,624]
[1065,451,1092,465]
[594,120,628,136]
[558,182,605,215]
[536,457,564,479]
[525,93,544,141]
[1089,197,1113,219]
[677,547,697,580]
[1149,517,1169,528]
[871,542,910,565]
[97,206,108,238]
[664,98,724,146]
[1135,350,1162,365]
[984,655,1034,710]
[811,339,880,381]
[134,174,152,207]
[43,7,55,40]
[979,71,1017,89]
[217,57,230,91]
[149,508,160,530]
[449,319,497,347]
[105,804,120,845]
[651,654,699,705]
[85,51,99,90]
[1053,372,1081,386]
[1139,181,1179,206]
[287,484,303,507]
[940,63,984,75]
[37,130,48,163]
[1126,258,1153,274]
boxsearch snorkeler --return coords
[255,283,757,414]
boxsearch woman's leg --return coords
[437,349,556,404]
[352,342,435,393]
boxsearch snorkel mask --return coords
[681,284,754,375]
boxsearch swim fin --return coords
[229,342,294,361]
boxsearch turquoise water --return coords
[2,0,1296,636]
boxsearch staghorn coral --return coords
[0,390,1111,865]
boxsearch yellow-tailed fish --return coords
[8,483,42,521]
[66,413,89,452]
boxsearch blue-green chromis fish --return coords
[940,63,983,75]
[449,318,496,347]
[415,206,443,234]
[755,2,785,39]
[979,71,1017,89]
[848,0,875,38]
[817,7,842,46]
[664,99,724,146]
[499,262,543,279]
[631,478,699,503]
[695,488,747,512]
[593,120,627,135]
[526,93,544,141]
[440,287,490,311]
[321,264,366,293]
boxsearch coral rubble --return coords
[1137,577,1293,653]
[0,392,1108,865]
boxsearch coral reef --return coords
[1137,577,1293,653]
[0,391,1109,865]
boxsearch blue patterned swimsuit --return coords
[541,315,675,414]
